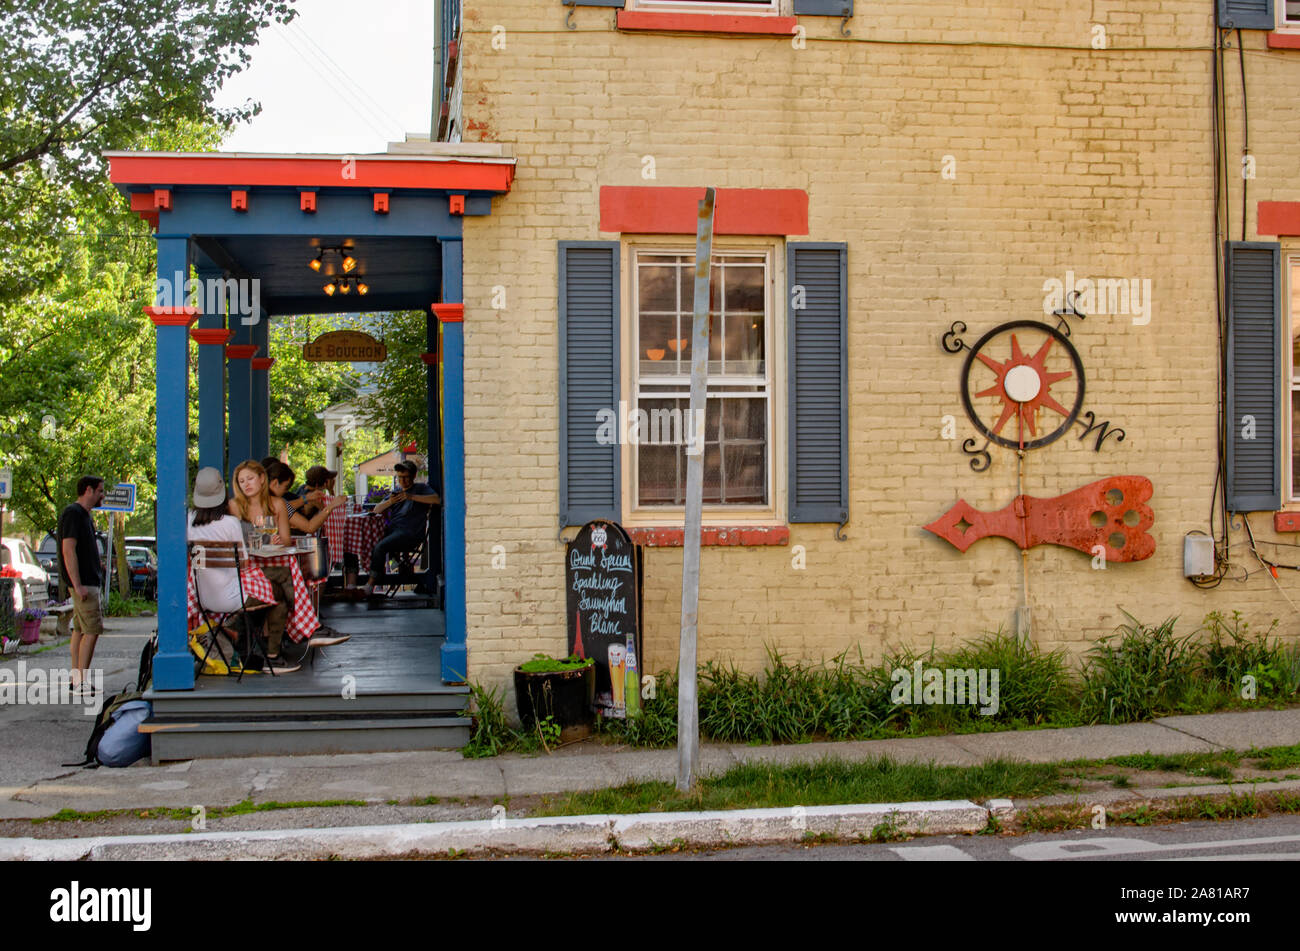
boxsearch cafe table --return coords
[186,546,321,644]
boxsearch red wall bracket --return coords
[373,192,390,214]
[449,194,466,215]
[230,190,248,212]
[300,191,317,213]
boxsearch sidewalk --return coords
[2,705,1298,857]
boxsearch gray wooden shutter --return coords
[787,243,848,525]
[559,242,621,526]
[1225,240,1283,512]
[1218,0,1274,28]
[793,0,853,15]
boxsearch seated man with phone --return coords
[362,461,440,598]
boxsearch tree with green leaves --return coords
[355,309,430,455]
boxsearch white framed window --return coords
[1281,0,1300,28]
[1289,256,1300,500]
[628,247,776,514]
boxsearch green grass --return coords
[31,798,367,824]
[1247,742,1300,770]
[533,755,1067,817]
[102,591,157,618]
[1102,751,1240,779]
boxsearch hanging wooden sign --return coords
[303,330,387,362]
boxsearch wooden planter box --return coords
[513,664,596,731]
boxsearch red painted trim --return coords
[449,194,466,215]
[601,186,809,235]
[420,352,439,366]
[627,526,791,547]
[1258,201,1300,235]
[617,10,797,34]
[1276,512,1300,532]
[108,154,515,193]
[154,188,172,211]
[231,189,248,212]
[300,191,317,213]
[374,192,390,214]
[1268,31,1300,48]
[144,305,199,327]
[225,344,259,359]
[251,357,276,370]
[129,192,162,229]
[190,328,235,345]
[432,303,465,323]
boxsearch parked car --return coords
[125,536,157,554]
[125,546,157,600]
[38,532,109,599]
[0,538,50,614]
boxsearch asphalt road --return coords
[635,813,1300,861]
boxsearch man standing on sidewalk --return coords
[57,476,105,691]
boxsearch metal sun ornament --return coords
[927,300,1153,564]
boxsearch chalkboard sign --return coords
[566,521,643,718]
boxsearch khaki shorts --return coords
[71,586,104,637]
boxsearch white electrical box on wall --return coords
[1184,534,1215,578]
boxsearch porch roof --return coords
[106,146,515,316]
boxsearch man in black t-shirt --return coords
[57,475,105,691]
[361,461,440,598]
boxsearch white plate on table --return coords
[253,544,297,556]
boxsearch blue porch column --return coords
[149,236,197,691]
[194,266,228,473]
[251,312,270,461]
[226,318,255,479]
[437,237,466,684]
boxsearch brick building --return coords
[441,0,1300,700]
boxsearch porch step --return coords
[145,715,472,761]
[146,684,469,717]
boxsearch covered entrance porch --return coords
[107,144,515,756]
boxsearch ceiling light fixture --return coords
[309,251,323,272]
[341,254,357,273]
[323,282,336,297]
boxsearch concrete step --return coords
[145,715,472,761]
[147,685,469,717]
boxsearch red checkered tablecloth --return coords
[344,513,386,568]
[187,552,319,643]
[321,497,347,567]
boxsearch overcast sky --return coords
[213,0,435,154]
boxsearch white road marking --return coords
[889,844,975,861]
[1011,833,1300,860]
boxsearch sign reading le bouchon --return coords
[303,330,387,363]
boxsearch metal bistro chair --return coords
[384,504,439,601]
[188,540,280,680]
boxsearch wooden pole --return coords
[677,187,715,793]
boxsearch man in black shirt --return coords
[361,461,439,598]
[58,476,105,691]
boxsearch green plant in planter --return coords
[517,653,594,673]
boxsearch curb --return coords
[0,800,987,860]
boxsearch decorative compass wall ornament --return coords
[941,300,1126,472]
[928,299,1154,566]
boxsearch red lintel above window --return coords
[627,526,790,547]
[616,10,797,34]
[1257,201,1300,235]
[601,186,808,235]
[1267,32,1300,48]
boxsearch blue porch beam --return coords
[150,235,196,691]
[227,317,255,481]
[251,314,270,461]
[194,266,228,473]
[156,192,467,239]
[437,238,466,685]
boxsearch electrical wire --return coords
[1238,28,1249,242]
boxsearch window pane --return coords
[640,313,677,376]
[636,396,767,506]
[639,265,677,313]
[724,264,765,312]
[1293,390,1300,498]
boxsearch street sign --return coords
[95,483,136,513]
[0,468,10,500]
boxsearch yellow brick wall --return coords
[455,0,1300,709]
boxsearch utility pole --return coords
[677,187,715,793]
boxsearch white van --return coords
[1,538,51,614]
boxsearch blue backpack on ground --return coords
[95,699,152,767]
